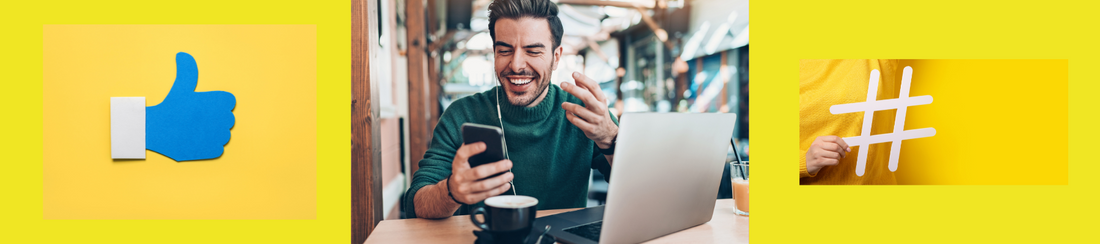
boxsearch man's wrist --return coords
[443,177,464,205]
[413,179,462,218]
[597,130,618,149]
[598,134,617,155]
[597,138,611,149]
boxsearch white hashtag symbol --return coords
[829,66,936,176]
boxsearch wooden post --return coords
[352,0,383,243]
[426,0,442,131]
[407,0,431,175]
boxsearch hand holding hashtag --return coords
[806,136,850,176]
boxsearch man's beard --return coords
[499,69,552,107]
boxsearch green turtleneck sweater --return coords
[403,84,615,218]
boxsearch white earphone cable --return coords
[496,87,517,195]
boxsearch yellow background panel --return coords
[754,1,1096,243]
[43,25,316,219]
[896,60,1067,185]
[1,1,347,243]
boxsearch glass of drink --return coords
[730,161,748,216]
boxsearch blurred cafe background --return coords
[352,0,748,242]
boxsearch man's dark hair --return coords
[487,0,564,50]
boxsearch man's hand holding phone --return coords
[448,142,515,205]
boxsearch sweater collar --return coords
[495,84,557,123]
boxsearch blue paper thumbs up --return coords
[146,52,236,161]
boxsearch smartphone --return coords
[461,123,508,179]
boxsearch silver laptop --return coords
[536,113,737,244]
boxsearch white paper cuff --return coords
[111,97,145,159]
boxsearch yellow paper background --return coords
[895,59,1067,185]
[43,25,317,219]
[1,1,347,243]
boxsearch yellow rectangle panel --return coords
[42,25,317,219]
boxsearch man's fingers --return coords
[562,102,602,123]
[469,172,514,193]
[469,159,512,180]
[571,72,606,102]
[561,82,603,110]
[566,112,596,132]
[468,183,512,202]
[453,142,486,170]
[487,183,513,196]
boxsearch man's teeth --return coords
[509,78,532,85]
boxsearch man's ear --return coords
[551,45,564,70]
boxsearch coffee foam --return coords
[485,195,538,209]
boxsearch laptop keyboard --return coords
[563,221,603,241]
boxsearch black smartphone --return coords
[461,123,508,179]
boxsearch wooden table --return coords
[364,199,747,244]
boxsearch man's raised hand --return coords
[561,72,618,150]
